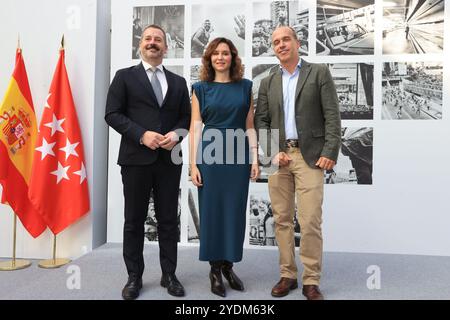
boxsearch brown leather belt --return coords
[285,139,299,148]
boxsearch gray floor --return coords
[1,243,450,300]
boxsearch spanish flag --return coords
[0,48,47,238]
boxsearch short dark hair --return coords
[140,24,167,46]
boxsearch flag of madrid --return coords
[29,48,90,235]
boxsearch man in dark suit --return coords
[254,26,341,300]
[105,25,190,300]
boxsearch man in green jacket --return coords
[254,26,341,300]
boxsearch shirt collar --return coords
[142,60,164,73]
[280,60,302,75]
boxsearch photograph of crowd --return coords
[191,4,246,58]
[248,192,300,247]
[329,63,373,119]
[382,62,443,120]
[132,5,185,59]
[383,0,444,54]
[325,127,373,185]
[252,1,309,57]
[316,0,375,55]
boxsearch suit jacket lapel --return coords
[272,70,284,117]
[295,59,312,102]
[161,67,172,107]
[134,63,159,108]
[272,69,286,145]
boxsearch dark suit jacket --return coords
[254,59,341,168]
[105,63,191,166]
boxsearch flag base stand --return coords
[38,234,70,269]
[0,259,32,271]
[38,258,71,269]
[0,214,32,271]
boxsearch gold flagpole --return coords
[0,36,32,271]
[0,213,32,271]
[37,35,70,270]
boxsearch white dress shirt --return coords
[281,61,302,140]
[141,60,168,99]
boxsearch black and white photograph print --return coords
[382,62,443,120]
[252,1,309,57]
[145,190,182,242]
[383,0,444,54]
[248,193,300,247]
[190,65,201,86]
[316,0,375,55]
[132,5,185,59]
[329,63,374,119]
[326,127,373,185]
[187,188,200,243]
[191,4,246,58]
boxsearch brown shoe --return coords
[271,277,298,297]
[302,285,324,300]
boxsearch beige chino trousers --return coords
[268,147,324,285]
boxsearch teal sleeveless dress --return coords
[192,79,252,262]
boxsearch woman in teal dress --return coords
[189,37,259,297]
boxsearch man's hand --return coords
[159,131,179,150]
[272,152,292,167]
[315,157,336,170]
[234,15,245,39]
[141,131,164,150]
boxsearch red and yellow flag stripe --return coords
[0,49,46,238]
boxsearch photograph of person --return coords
[253,1,309,57]
[191,4,245,58]
[132,5,185,59]
[383,0,444,54]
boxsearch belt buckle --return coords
[286,139,298,148]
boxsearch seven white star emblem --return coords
[44,114,65,136]
[35,138,56,160]
[74,163,87,184]
[60,138,79,161]
[44,93,52,109]
[51,162,70,184]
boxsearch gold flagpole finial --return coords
[17,34,21,52]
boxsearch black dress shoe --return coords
[210,268,226,297]
[222,261,244,291]
[122,276,142,300]
[161,273,185,297]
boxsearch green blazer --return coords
[254,59,341,168]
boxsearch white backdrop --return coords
[104,0,449,256]
[0,0,110,259]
